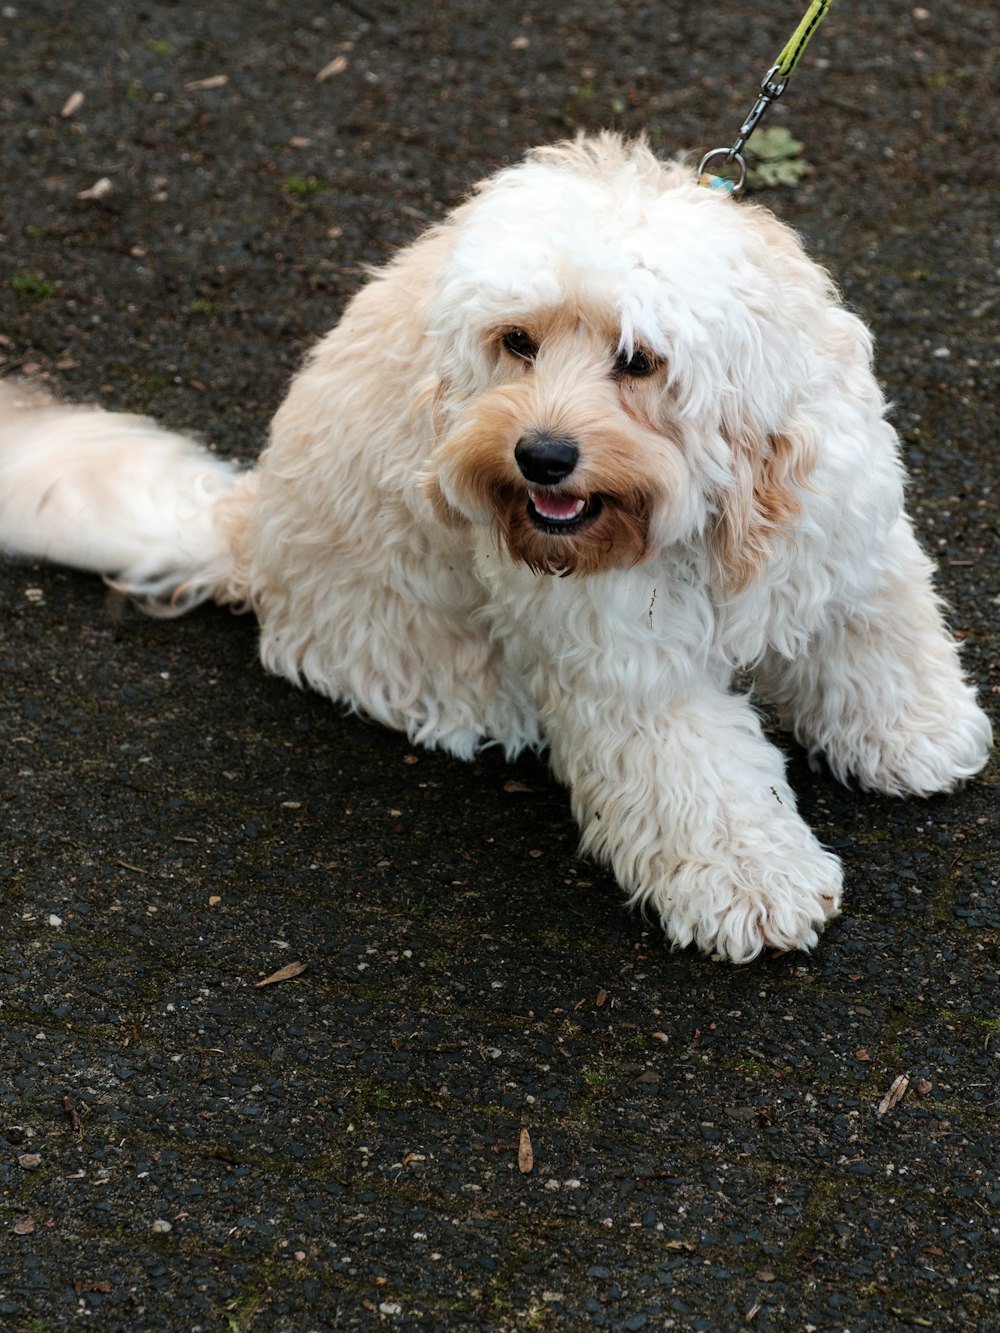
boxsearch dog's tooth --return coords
[529,489,585,522]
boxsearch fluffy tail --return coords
[0,381,255,615]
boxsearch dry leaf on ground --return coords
[518,1128,534,1174]
[877,1073,910,1117]
[255,961,307,988]
[316,56,349,81]
[184,74,229,92]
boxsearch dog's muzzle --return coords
[515,432,600,533]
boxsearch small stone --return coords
[151,1219,172,1233]
[17,1153,41,1169]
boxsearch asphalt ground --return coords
[0,2,997,1330]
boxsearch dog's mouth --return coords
[526,487,603,534]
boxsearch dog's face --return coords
[424,135,863,587]
[426,301,687,577]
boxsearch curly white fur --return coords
[0,135,990,961]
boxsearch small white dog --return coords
[0,135,991,961]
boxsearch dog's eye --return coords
[501,329,539,362]
[614,347,658,379]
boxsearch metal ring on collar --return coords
[697,148,747,195]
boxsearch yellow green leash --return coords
[699,0,835,193]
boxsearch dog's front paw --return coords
[846,694,992,798]
[640,821,843,963]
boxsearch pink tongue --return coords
[530,489,585,521]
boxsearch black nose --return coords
[514,433,579,485]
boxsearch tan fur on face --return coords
[427,318,678,576]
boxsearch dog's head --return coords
[423,134,873,588]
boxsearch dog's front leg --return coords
[544,683,842,962]
[757,516,992,797]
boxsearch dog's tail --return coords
[0,381,256,616]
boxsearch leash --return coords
[698,0,835,193]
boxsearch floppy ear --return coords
[701,206,829,594]
[709,422,817,594]
[422,470,468,527]
[417,375,470,528]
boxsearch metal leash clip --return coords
[698,64,788,195]
[697,0,836,194]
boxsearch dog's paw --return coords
[845,696,992,798]
[641,821,843,963]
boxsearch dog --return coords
[0,134,991,961]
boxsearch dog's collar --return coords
[698,155,741,194]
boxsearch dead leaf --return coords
[13,1217,36,1235]
[854,1048,871,1062]
[751,127,797,156]
[316,55,349,81]
[518,1128,534,1174]
[745,126,812,191]
[877,1073,910,1117]
[749,157,812,189]
[62,1096,84,1135]
[77,177,112,201]
[73,1280,112,1295]
[595,988,607,1007]
[503,780,535,793]
[915,1077,933,1096]
[60,91,85,118]
[184,74,229,92]
[255,961,307,988]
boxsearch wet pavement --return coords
[1,2,997,1329]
